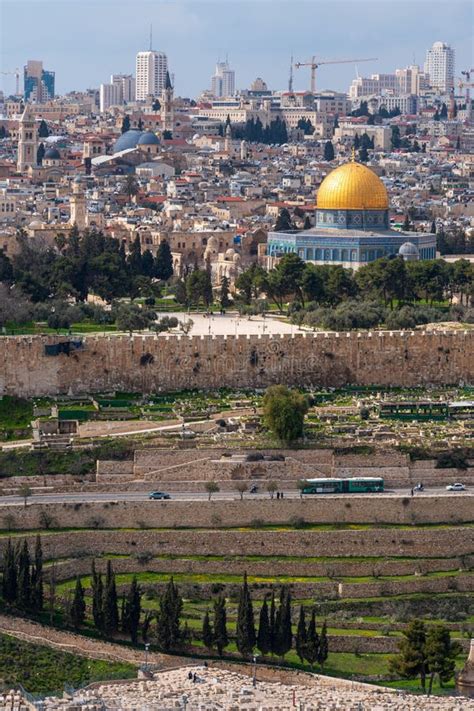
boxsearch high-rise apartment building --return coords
[111,74,135,103]
[349,66,429,99]
[211,61,235,98]
[424,41,455,93]
[135,51,168,101]
[24,60,55,102]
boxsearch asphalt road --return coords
[0,488,469,507]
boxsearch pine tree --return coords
[31,535,43,611]
[141,249,155,278]
[219,276,231,309]
[17,540,31,611]
[124,576,141,645]
[274,586,292,659]
[91,561,104,632]
[353,133,360,149]
[425,625,461,695]
[38,119,49,137]
[304,610,319,670]
[324,141,335,161]
[70,577,86,629]
[275,208,293,232]
[403,215,411,232]
[202,610,213,650]
[127,236,142,276]
[303,215,311,230]
[295,605,307,663]
[359,146,369,163]
[236,573,256,657]
[213,594,228,657]
[121,115,131,134]
[103,560,119,635]
[2,538,17,604]
[257,596,271,656]
[317,620,329,669]
[156,577,183,651]
[154,240,173,281]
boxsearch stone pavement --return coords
[10,666,472,711]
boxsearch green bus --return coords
[302,477,384,494]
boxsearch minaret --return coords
[70,177,87,230]
[17,105,38,172]
[161,71,174,134]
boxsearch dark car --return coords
[148,491,171,500]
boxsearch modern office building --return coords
[424,41,455,93]
[111,74,135,103]
[24,60,55,102]
[211,61,235,98]
[135,51,168,101]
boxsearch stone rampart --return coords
[1,330,472,397]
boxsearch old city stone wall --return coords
[0,330,472,397]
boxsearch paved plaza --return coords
[155,312,298,337]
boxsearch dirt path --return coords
[0,613,187,669]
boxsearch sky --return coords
[1,0,473,98]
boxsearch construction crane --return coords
[0,68,20,96]
[294,56,377,94]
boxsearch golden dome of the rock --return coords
[317,161,389,210]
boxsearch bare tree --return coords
[205,481,220,501]
[234,481,248,500]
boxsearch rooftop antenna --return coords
[149,23,153,51]
[289,54,294,93]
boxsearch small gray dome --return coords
[113,129,142,153]
[137,131,160,146]
[44,147,60,160]
[399,242,419,260]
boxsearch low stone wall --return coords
[3,525,473,560]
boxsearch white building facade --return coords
[136,51,168,101]
[211,61,235,98]
[424,41,455,93]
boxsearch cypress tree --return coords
[304,610,319,670]
[70,577,86,629]
[156,577,183,651]
[317,620,329,670]
[127,236,142,276]
[103,560,119,635]
[213,594,228,657]
[121,115,131,134]
[2,538,17,604]
[154,240,173,281]
[202,610,214,650]
[354,133,360,149]
[37,142,45,165]
[257,596,271,656]
[269,591,276,655]
[236,573,256,657]
[324,141,335,161]
[274,586,292,659]
[32,535,43,611]
[125,576,141,645]
[219,276,231,309]
[303,215,311,230]
[295,605,307,663]
[17,540,31,611]
[91,561,104,632]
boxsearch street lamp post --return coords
[144,642,150,672]
[252,654,259,687]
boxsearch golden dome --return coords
[317,161,389,210]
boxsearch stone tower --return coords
[161,71,174,134]
[69,177,87,230]
[17,105,38,172]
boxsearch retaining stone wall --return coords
[3,526,473,560]
[1,330,473,398]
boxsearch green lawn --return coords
[0,633,136,694]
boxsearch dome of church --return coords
[399,242,419,260]
[317,161,389,210]
[44,147,60,160]
[137,131,160,146]
[113,130,142,153]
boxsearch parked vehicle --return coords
[446,483,466,492]
[249,485,259,494]
[148,491,171,500]
[414,483,424,492]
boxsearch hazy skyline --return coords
[1,0,472,98]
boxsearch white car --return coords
[446,483,466,492]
